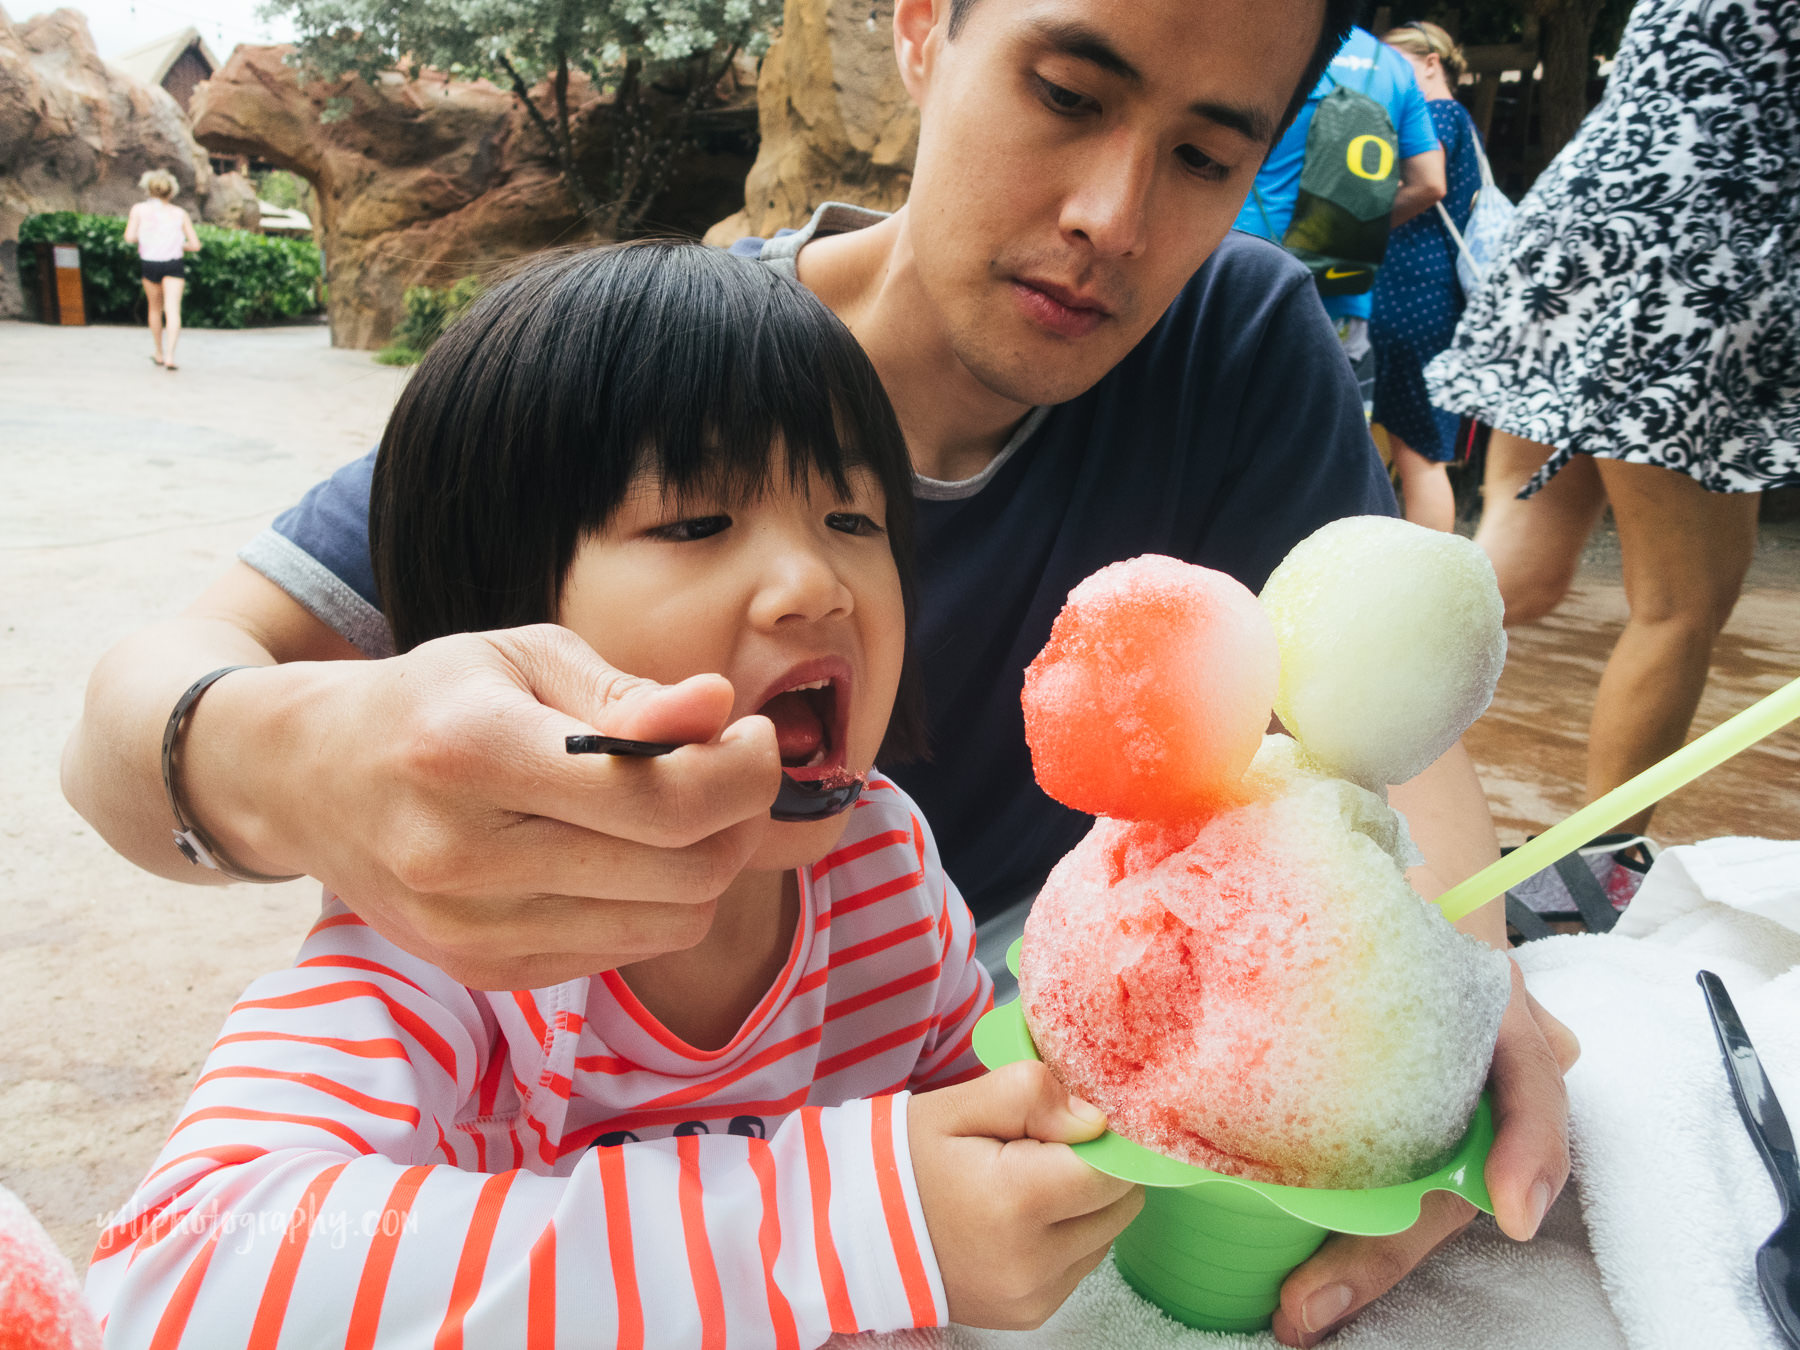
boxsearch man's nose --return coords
[749,539,854,628]
[1061,131,1155,258]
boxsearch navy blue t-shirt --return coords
[251,226,1395,920]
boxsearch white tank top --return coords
[136,200,187,262]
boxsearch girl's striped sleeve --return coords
[85,939,943,1348]
[904,809,994,1092]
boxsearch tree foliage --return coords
[375,276,485,364]
[261,0,782,236]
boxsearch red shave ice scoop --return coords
[565,735,865,822]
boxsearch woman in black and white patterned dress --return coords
[1427,0,1798,834]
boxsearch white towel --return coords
[836,838,1800,1350]
[1514,837,1800,1350]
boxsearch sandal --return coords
[1504,834,1659,943]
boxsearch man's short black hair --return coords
[370,241,927,761]
[944,0,1359,131]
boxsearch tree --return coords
[1398,0,1638,165]
[262,0,782,236]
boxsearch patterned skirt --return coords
[1426,0,1800,494]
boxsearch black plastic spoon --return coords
[566,734,864,822]
[1699,970,1800,1349]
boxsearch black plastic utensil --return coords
[1698,970,1800,1349]
[565,734,864,822]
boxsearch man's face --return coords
[898,0,1323,407]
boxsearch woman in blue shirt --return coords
[1369,22,1482,531]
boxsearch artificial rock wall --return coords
[189,46,596,350]
[706,0,917,246]
[0,5,256,316]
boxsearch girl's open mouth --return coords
[757,666,855,787]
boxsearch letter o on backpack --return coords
[1345,133,1397,183]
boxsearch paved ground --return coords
[1,318,407,1267]
[1,316,1796,1271]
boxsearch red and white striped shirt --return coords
[87,775,991,1349]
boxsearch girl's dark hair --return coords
[371,240,925,761]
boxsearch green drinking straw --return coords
[1436,673,1800,924]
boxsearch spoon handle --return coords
[565,735,677,757]
[1699,970,1800,1218]
[565,733,863,821]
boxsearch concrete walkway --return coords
[0,316,1796,1270]
[0,318,406,1266]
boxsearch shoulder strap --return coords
[1250,187,1278,242]
[1466,115,1497,190]
[1436,200,1475,267]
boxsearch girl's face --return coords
[559,457,907,871]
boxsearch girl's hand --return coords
[909,1062,1143,1329]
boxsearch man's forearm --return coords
[62,616,285,884]
[1389,740,1504,949]
[62,562,363,885]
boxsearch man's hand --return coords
[1270,961,1579,1346]
[62,566,786,989]
[195,624,785,988]
[909,1062,1144,1329]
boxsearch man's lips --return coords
[1012,277,1110,339]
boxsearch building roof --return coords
[258,202,315,236]
[112,27,220,89]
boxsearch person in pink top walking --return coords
[123,169,201,370]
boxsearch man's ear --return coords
[894,0,950,105]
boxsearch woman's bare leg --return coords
[1390,434,1456,532]
[1587,459,1760,833]
[142,279,165,364]
[161,277,186,369]
[1473,430,1607,625]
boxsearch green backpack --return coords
[1253,65,1401,297]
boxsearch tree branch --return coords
[496,50,602,223]
[496,52,563,162]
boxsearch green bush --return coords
[18,211,323,327]
[376,276,484,366]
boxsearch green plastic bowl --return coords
[973,940,1495,1332]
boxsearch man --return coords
[1237,24,1447,413]
[62,1,1572,1343]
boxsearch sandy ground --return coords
[1,316,1797,1273]
[0,318,408,1267]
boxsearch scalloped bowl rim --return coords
[976,939,1495,1235]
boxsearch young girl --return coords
[123,170,201,371]
[86,243,1137,1347]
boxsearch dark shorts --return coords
[141,259,186,283]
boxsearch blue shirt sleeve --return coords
[238,448,392,657]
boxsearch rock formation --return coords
[0,5,250,316]
[706,0,916,247]
[190,47,756,349]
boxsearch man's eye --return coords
[1176,144,1230,182]
[826,512,884,537]
[1034,75,1092,115]
[650,515,731,542]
